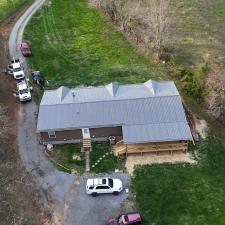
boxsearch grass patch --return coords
[0,0,32,23]
[168,0,225,67]
[52,143,85,173]
[90,142,122,173]
[132,136,225,224]
[24,0,167,88]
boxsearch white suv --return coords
[17,80,32,102]
[9,58,25,80]
[86,177,123,196]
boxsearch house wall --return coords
[39,126,122,144]
[40,129,83,143]
[90,126,122,138]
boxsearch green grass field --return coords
[0,0,31,23]
[132,137,225,225]
[90,142,122,173]
[24,0,167,88]
[53,144,85,173]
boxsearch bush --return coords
[176,63,209,101]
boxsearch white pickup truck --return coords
[8,58,25,80]
[17,80,32,102]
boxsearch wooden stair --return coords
[114,146,126,156]
[83,138,92,151]
[113,140,126,156]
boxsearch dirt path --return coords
[0,0,75,224]
[8,0,77,220]
[0,1,51,224]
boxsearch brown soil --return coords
[0,2,50,224]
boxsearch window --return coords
[19,88,28,95]
[108,178,113,188]
[48,131,56,138]
[96,186,110,189]
[102,179,106,184]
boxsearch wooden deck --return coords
[113,140,188,156]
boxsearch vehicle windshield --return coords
[19,88,28,95]
[117,216,123,225]
[13,67,22,72]
[108,178,113,188]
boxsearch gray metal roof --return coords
[37,80,192,143]
[41,80,179,105]
[123,122,192,144]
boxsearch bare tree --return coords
[92,0,170,58]
[144,0,170,58]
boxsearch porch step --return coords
[114,147,126,156]
[83,139,91,148]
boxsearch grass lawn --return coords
[0,0,32,23]
[90,142,123,173]
[52,143,85,174]
[24,0,167,88]
[132,136,225,225]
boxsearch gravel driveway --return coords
[8,1,131,224]
[62,173,132,225]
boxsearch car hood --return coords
[113,179,123,191]
[20,93,31,99]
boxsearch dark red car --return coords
[108,212,144,225]
[20,42,32,57]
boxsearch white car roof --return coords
[12,62,21,69]
[87,177,109,187]
[18,82,28,90]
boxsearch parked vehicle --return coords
[8,58,25,80]
[32,71,44,86]
[20,42,32,57]
[86,177,123,196]
[17,80,32,102]
[108,212,144,225]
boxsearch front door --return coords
[82,128,90,139]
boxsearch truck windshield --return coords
[14,67,22,72]
[108,178,113,188]
[19,89,28,95]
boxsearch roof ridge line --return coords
[43,80,174,92]
[40,94,180,107]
